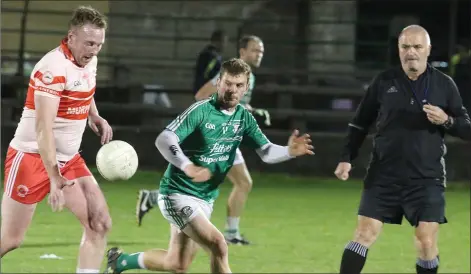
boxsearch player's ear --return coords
[67,29,74,42]
[239,47,245,58]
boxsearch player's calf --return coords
[65,176,111,273]
[105,226,198,273]
[414,222,440,274]
[225,163,252,243]
[339,216,383,274]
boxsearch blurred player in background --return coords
[192,29,228,94]
[136,35,268,245]
[1,6,113,274]
[105,58,314,274]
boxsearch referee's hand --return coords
[334,162,351,181]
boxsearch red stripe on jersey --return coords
[62,87,96,99]
[24,86,62,109]
[36,86,61,96]
[57,98,92,120]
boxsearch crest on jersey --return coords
[41,71,54,85]
[222,122,230,134]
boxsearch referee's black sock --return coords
[416,255,439,274]
[340,241,368,274]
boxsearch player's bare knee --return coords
[91,214,112,235]
[354,223,381,247]
[233,177,252,193]
[240,179,253,193]
[415,234,435,250]
[84,216,111,240]
[209,233,228,258]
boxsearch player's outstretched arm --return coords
[255,129,314,164]
[243,110,313,164]
[195,76,218,101]
[155,130,211,182]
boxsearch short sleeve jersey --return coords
[159,95,269,202]
[9,38,97,161]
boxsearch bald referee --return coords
[335,25,471,274]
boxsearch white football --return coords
[96,140,139,181]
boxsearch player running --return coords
[105,58,314,274]
[136,35,268,245]
[1,6,113,273]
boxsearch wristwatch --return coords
[443,116,454,129]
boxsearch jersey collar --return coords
[60,38,81,67]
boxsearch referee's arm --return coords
[340,78,380,163]
[444,78,471,140]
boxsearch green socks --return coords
[116,252,145,272]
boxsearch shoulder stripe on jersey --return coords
[61,88,96,100]
[29,84,61,97]
[167,99,209,131]
[33,71,66,85]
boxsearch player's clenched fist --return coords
[184,164,212,183]
[334,162,352,181]
[287,129,315,157]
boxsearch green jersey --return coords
[159,95,269,202]
[211,72,255,105]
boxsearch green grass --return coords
[2,170,470,273]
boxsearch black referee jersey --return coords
[340,64,471,182]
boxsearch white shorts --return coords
[158,193,214,230]
[233,148,245,166]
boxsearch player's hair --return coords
[210,29,226,43]
[220,58,252,83]
[238,35,262,49]
[69,6,107,30]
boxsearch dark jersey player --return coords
[334,25,471,274]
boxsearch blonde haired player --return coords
[1,6,113,273]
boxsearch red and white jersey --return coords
[10,39,97,162]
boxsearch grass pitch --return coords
[1,170,469,273]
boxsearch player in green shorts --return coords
[136,35,270,245]
[105,58,313,274]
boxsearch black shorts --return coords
[358,178,447,226]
